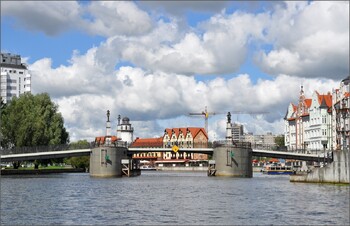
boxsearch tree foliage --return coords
[65,140,90,170]
[275,135,285,147]
[67,156,90,170]
[1,93,69,148]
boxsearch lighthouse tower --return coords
[116,115,134,145]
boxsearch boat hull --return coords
[265,170,294,175]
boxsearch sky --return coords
[1,1,349,142]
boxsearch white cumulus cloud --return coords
[255,1,349,79]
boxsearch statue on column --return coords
[227,112,231,124]
[107,110,110,122]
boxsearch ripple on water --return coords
[1,172,349,225]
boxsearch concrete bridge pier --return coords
[290,149,349,184]
[89,146,129,177]
[213,142,253,177]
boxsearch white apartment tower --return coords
[332,76,350,150]
[0,53,31,103]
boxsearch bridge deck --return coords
[0,147,330,162]
[0,149,91,162]
[252,149,329,162]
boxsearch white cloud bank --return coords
[2,1,348,141]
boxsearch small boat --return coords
[261,164,295,175]
[140,165,157,171]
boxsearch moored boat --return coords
[140,164,157,171]
[261,164,295,175]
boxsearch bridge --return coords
[0,145,332,163]
[0,149,91,162]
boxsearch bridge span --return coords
[1,149,91,162]
[0,147,331,163]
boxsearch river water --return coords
[1,171,349,225]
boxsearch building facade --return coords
[0,53,31,103]
[332,76,350,150]
[284,86,333,151]
[162,127,208,160]
[130,127,208,162]
[130,137,163,162]
[232,123,244,142]
[243,132,277,147]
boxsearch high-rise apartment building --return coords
[243,132,277,147]
[232,123,244,142]
[0,53,31,103]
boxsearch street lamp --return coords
[321,140,327,166]
[341,100,347,151]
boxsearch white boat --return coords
[261,164,295,175]
[140,165,156,171]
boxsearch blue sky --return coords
[1,1,348,141]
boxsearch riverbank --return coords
[1,168,86,175]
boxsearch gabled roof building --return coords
[130,127,209,162]
[284,86,333,151]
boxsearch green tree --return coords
[65,140,90,170]
[1,93,69,168]
[1,93,69,148]
[275,135,285,148]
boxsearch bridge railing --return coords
[213,140,251,149]
[251,143,333,155]
[212,141,333,156]
[0,143,90,155]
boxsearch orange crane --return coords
[189,106,218,133]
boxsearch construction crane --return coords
[189,106,218,133]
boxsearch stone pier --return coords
[213,142,253,177]
[290,149,349,184]
[89,146,129,177]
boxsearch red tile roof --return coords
[164,127,208,139]
[304,99,312,108]
[316,92,332,107]
[130,137,163,148]
[287,90,334,121]
[95,136,119,145]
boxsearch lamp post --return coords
[321,140,327,166]
[341,100,347,151]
